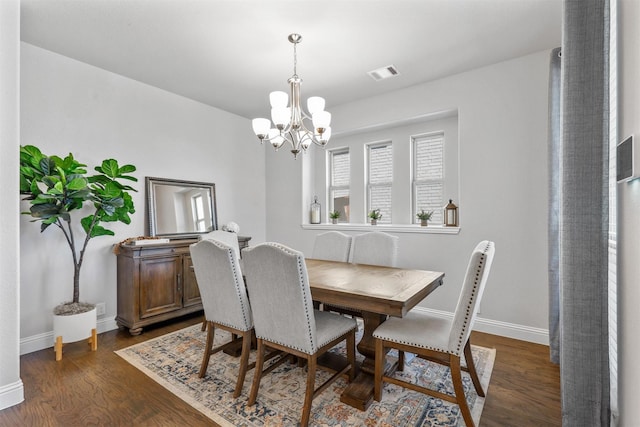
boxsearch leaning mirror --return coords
[146,177,218,239]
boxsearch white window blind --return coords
[329,149,350,223]
[367,142,393,224]
[413,133,444,224]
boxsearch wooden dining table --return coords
[305,258,445,411]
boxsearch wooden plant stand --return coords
[55,328,98,361]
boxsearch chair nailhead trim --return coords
[454,241,492,354]
[265,242,317,353]
[207,239,252,330]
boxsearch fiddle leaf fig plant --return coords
[19,145,138,311]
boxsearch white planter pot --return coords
[53,306,97,360]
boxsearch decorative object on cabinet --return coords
[444,199,459,227]
[221,221,239,233]
[19,145,137,360]
[146,177,217,240]
[368,208,382,225]
[416,209,434,226]
[115,236,251,335]
[251,33,332,158]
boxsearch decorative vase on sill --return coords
[329,210,340,225]
[368,209,382,226]
[416,209,434,227]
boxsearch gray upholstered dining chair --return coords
[242,242,357,427]
[350,231,399,266]
[312,231,352,262]
[324,231,399,317]
[198,230,243,331]
[189,239,253,399]
[373,240,495,427]
[200,230,241,260]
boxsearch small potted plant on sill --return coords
[329,210,341,224]
[416,209,434,226]
[368,209,382,225]
[19,145,137,360]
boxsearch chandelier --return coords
[251,33,332,159]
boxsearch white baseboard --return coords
[19,310,550,355]
[0,380,24,410]
[20,316,119,356]
[414,307,550,345]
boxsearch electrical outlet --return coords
[96,302,106,316]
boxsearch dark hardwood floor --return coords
[0,314,560,426]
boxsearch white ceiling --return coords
[20,0,562,120]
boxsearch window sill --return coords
[301,223,460,234]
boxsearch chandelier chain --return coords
[292,40,298,78]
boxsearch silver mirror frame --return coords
[145,176,218,239]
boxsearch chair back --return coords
[242,243,318,354]
[190,239,252,332]
[448,240,495,355]
[312,231,352,262]
[350,231,399,267]
[200,230,241,260]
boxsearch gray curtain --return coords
[548,47,561,365]
[549,0,611,425]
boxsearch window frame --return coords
[328,147,350,223]
[366,140,393,224]
[412,132,445,225]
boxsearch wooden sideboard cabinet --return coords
[115,235,251,335]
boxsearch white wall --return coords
[0,0,24,410]
[265,50,550,342]
[19,43,266,347]
[617,0,640,423]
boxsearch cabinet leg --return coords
[129,327,143,336]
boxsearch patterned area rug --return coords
[116,324,495,426]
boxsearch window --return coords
[329,148,350,222]
[367,142,393,224]
[413,133,444,224]
[315,113,457,228]
[192,194,206,231]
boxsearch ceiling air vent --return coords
[367,65,399,81]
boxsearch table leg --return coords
[357,312,387,373]
[340,311,391,410]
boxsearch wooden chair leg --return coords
[464,340,485,397]
[450,354,475,427]
[346,331,356,381]
[89,328,98,351]
[199,322,214,378]
[248,338,265,406]
[398,350,405,371]
[200,318,207,332]
[233,329,252,398]
[300,355,316,427]
[374,338,384,401]
[55,336,63,361]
